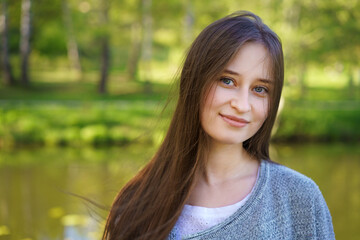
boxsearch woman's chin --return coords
[208,136,245,146]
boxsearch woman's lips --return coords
[220,114,249,128]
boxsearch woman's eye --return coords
[220,77,234,86]
[254,86,268,94]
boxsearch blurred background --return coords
[0,0,359,239]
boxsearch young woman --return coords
[103,11,335,240]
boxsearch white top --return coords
[174,194,251,238]
[174,170,259,238]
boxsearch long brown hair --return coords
[103,11,284,240]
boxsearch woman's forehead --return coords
[223,43,273,80]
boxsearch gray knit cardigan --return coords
[168,160,335,240]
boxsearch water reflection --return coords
[0,143,359,240]
[0,145,152,240]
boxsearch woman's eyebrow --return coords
[223,69,273,84]
[259,79,273,84]
[223,69,240,76]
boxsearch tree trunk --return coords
[183,0,194,46]
[20,0,31,86]
[347,67,354,99]
[127,22,141,81]
[141,0,152,93]
[299,63,307,98]
[358,68,360,93]
[99,37,110,94]
[0,0,15,86]
[62,0,82,79]
[98,0,110,94]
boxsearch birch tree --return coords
[98,0,110,94]
[127,19,141,81]
[0,0,15,85]
[137,0,153,93]
[20,0,31,86]
[141,0,152,82]
[183,0,194,46]
[62,0,82,79]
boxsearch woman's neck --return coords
[204,141,257,185]
[186,140,260,207]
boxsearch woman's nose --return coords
[230,90,251,113]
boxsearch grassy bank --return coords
[0,100,171,148]
[1,98,359,148]
[275,99,360,142]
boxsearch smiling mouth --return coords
[220,114,250,128]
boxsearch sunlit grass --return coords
[0,225,10,236]
[0,100,171,149]
[0,70,172,101]
[306,65,348,88]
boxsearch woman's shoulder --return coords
[258,161,335,239]
[263,160,322,199]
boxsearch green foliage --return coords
[0,101,168,148]
[32,21,67,55]
[276,101,360,142]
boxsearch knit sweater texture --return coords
[168,160,335,240]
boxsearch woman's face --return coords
[200,42,272,146]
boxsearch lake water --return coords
[0,143,359,240]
